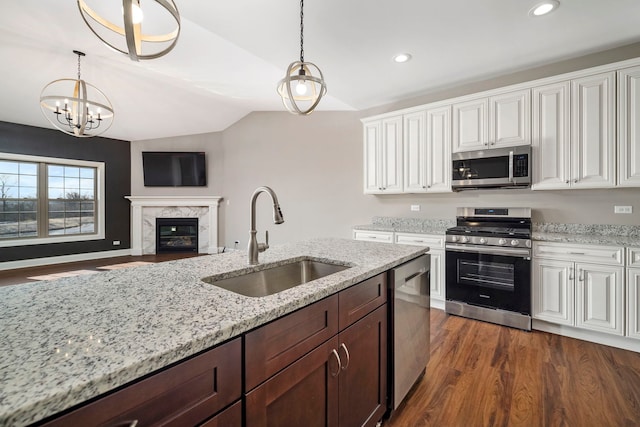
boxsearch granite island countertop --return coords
[0,237,428,426]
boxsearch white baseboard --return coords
[0,249,133,271]
[532,319,640,353]
[430,298,445,310]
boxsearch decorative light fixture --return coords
[40,50,114,138]
[277,0,327,115]
[529,1,560,17]
[77,0,180,61]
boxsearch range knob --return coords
[450,235,459,242]
[498,238,507,245]
[460,236,469,243]
[511,239,520,247]
[479,238,487,244]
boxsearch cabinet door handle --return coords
[330,349,342,377]
[568,252,585,255]
[339,343,350,370]
[574,179,578,184]
[565,180,570,184]
[578,269,584,282]
[569,269,574,280]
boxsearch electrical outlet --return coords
[410,204,420,212]
[112,240,121,245]
[614,205,633,214]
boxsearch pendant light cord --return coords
[299,0,304,63]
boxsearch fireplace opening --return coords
[156,218,198,253]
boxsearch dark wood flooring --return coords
[3,256,640,426]
[387,309,640,427]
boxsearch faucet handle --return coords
[258,230,269,253]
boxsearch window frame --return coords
[0,152,105,247]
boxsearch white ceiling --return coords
[1,0,640,142]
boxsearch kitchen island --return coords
[0,238,427,426]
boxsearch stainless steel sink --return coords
[202,259,350,297]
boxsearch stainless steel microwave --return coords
[451,146,531,191]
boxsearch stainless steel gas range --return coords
[445,207,532,330]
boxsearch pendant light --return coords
[77,0,180,61]
[40,51,114,138]
[277,0,327,115]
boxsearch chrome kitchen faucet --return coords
[248,186,284,265]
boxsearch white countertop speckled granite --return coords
[0,238,427,426]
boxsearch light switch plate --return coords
[410,205,420,212]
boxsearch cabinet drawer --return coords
[628,247,640,266]
[395,232,444,249]
[339,272,387,330]
[352,230,393,243]
[199,401,242,427]
[533,242,623,265]
[245,294,339,391]
[43,338,242,427]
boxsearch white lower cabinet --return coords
[575,263,624,335]
[532,258,573,325]
[352,230,393,244]
[533,242,624,336]
[394,232,445,304]
[628,268,640,340]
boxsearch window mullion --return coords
[38,163,48,238]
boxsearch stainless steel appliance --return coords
[445,208,532,330]
[451,146,531,191]
[389,254,430,410]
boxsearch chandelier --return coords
[77,0,181,61]
[39,51,114,138]
[277,0,327,115]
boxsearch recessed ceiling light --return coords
[529,0,560,17]
[393,53,412,63]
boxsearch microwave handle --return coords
[508,151,514,183]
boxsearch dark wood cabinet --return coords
[245,273,388,427]
[39,338,242,427]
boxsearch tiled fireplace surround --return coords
[125,196,222,256]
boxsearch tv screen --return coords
[142,152,207,187]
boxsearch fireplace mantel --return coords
[125,196,223,256]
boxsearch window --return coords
[0,153,105,247]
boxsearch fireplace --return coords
[156,218,198,253]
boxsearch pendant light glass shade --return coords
[39,51,114,138]
[277,0,326,115]
[277,61,327,115]
[77,0,180,61]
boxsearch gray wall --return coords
[131,43,640,249]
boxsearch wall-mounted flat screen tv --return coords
[142,151,207,187]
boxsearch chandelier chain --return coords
[299,0,304,63]
[77,52,82,80]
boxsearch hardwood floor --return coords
[0,253,202,287]
[386,309,640,427]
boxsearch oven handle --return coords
[446,243,531,258]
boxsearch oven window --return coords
[457,259,515,291]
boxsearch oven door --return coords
[445,245,531,314]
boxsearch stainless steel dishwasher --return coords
[389,254,430,410]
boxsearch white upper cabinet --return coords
[452,89,530,153]
[533,72,616,190]
[532,82,571,189]
[618,66,640,187]
[570,72,616,188]
[363,116,403,194]
[404,107,452,193]
[452,98,488,152]
[489,90,531,147]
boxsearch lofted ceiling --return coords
[1,0,640,142]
